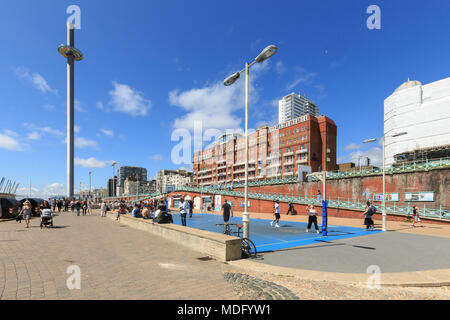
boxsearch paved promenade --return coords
[0,212,240,300]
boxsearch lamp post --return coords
[363,131,407,232]
[89,171,92,201]
[111,161,117,199]
[223,45,278,239]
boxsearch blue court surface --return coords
[168,213,382,253]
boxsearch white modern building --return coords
[278,93,319,124]
[384,77,450,166]
[156,169,193,193]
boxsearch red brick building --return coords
[193,114,337,185]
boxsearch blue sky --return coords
[0,0,449,197]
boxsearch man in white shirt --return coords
[271,200,281,228]
[179,196,188,226]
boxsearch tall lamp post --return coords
[223,45,278,239]
[89,171,92,201]
[363,131,408,231]
[111,161,117,197]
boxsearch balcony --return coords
[296,149,307,154]
[283,151,294,157]
[284,160,294,165]
[327,148,331,153]
[283,172,294,176]
[296,159,307,164]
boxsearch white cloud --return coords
[150,154,163,161]
[42,126,64,137]
[75,157,108,168]
[275,61,286,75]
[100,129,114,137]
[109,81,151,116]
[75,100,86,112]
[0,133,24,151]
[349,147,382,167]
[16,67,57,95]
[75,137,99,149]
[169,60,270,132]
[286,67,317,91]
[344,143,361,151]
[74,125,80,133]
[27,131,41,140]
[3,129,18,137]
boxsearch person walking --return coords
[270,200,281,228]
[306,204,320,234]
[411,205,422,228]
[87,201,92,215]
[361,201,375,230]
[19,200,32,228]
[75,200,81,216]
[222,199,233,234]
[51,199,56,212]
[179,196,188,226]
[64,199,69,212]
[188,199,194,218]
[57,200,62,213]
[82,201,87,216]
[287,201,295,215]
[100,201,107,217]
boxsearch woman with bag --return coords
[19,200,32,228]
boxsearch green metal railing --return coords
[175,186,450,221]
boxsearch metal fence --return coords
[175,186,450,221]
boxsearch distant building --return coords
[192,114,337,185]
[278,93,319,124]
[107,177,117,197]
[384,77,450,166]
[338,162,356,172]
[116,166,147,196]
[147,179,157,193]
[156,169,193,193]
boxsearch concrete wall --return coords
[105,212,242,261]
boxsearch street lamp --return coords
[223,44,278,239]
[111,161,117,198]
[363,131,408,232]
[89,171,92,201]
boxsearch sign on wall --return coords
[373,193,399,202]
[405,192,434,202]
[240,201,251,208]
[214,195,222,211]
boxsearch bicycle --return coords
[215,223,257,259]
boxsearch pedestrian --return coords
[270,200,281,228]
[317,190,322,201]
[70,199,75,212]
[287,201,294,215]
[222,199,233,234]
[19,200,32,228]
[179,196,188,226]
[87,201,92,215]
[100,201,107,217]
[64,199,69,212]
[411,205,422,228]
[75,200,81,216]
[51,198,56,212]
[131,204,141,218]
[361,201,375,230]
[116,203,125,221]
[306,204,320,234]
[82,201,87,216]
[57,200,62,213]
[189,199,194,218]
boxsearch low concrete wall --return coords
[105,212,242,261]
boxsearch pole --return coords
[243,62,250,239]
[89,171,92,201]
[382,135,386,232]
[67,23,75,199]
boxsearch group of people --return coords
[109,199,174,224]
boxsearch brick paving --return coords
[0,212,241,300]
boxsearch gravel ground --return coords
[224,270,450,300]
